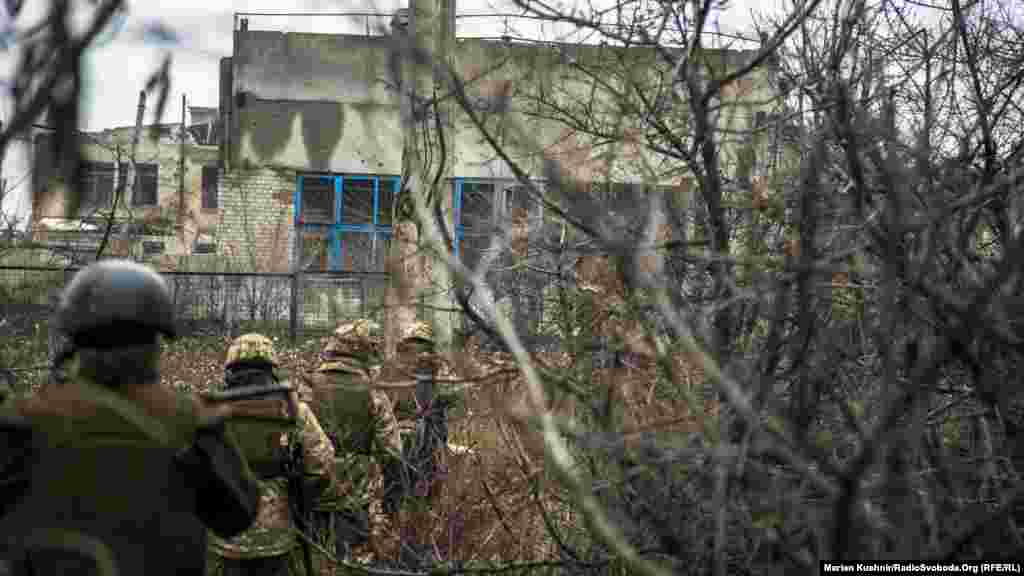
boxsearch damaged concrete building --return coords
[24,7,786,330]
[213,12,783,275]
[30,109,223,266]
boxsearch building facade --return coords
[30,117,222,266]
[214,14,783,275]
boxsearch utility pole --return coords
[125,90,146,209]
[178,93,187,246]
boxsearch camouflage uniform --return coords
[306,319,403,565]
[390,320,446,566]
[0,260,261,576]
[208,334,337,576]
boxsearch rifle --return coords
[198,383,298,425]
[401,368,449,499]
[284,432,315,576]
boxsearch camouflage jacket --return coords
[304,367,402,513]
[0,378,260,576]
[208,396,336,560]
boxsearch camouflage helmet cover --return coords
[397,320,438,372]
[225,333,279,369]
[333,319,382,342]
[398,320,434,344]
[322,319,381,356]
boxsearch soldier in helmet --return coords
[209,333,338,576]
[391,319,447,567]
[304,319,403,565]
[0,259,260,576]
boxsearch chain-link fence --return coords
[0,265,390,340]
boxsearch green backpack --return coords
[0,384,205,576]
[202,381,299,479]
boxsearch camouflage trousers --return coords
[309,507,382,573]
[208,550,304,576]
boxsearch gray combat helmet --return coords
[58,259,177,347]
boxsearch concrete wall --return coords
[216,166,296,273]
[225,30,780,187]
[31,130,221,258]
[229,33,401,174]
[219,29,784,273]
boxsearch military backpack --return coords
[201,378,300,479]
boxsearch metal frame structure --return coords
[295,174,399,272]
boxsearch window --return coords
[142,240,165,255]
[341,179,374,225]
[300,230,330,270]
[296,174,398,272]
[201,166,219,210]
[117,163,158,206]
[300,177,335,224]
[77,162,115,212]
[452,179,545,269]
[193,241,217,254]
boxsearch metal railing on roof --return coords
[229,10,759,48]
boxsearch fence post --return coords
[360,277,367,318]
[290,228,303,343]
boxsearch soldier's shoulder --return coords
[295,400,322,424]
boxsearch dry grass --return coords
[156,333,714,569]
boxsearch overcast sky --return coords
[0,0,785,132]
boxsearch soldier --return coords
[208,333,337,576]
[306,319,403,566]
[0,259,260,576]
[391,320,447,568]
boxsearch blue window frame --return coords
[452,179,499,270]
[453,178,543,268]
[296,174,399,272]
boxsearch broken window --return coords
[77,162,115,213]
[116,163,159,206]
[301,177,334,224]
[459,181,496,232]
[201,166,219,210]
[502,183,542,224]
[455,181,495,270]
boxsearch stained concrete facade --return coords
[30,125,221,267]
[223,30,777,177]
[217,24,783,273]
